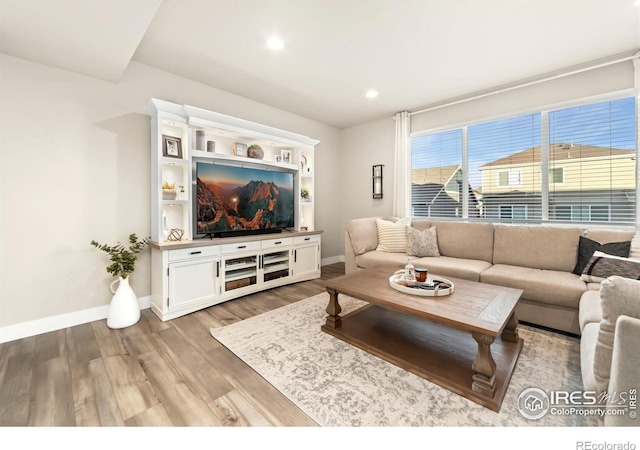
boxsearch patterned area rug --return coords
[210,293,597,427]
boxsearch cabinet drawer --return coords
[262,237,293,249]
[168,246,220,261]
[294,235,321,245]
[221,240,262,254]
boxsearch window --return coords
[548,97,636,225]
[499,205,528,220]
[410,96,636,226]
[549,167,564,184]
[469,113,541,222]
[553,205,611,222]
[498,170,523,186]
[411,129,464,218]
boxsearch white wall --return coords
[0,54,341,331]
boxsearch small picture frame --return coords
[233,142,247,157]
[162,135,183,159]
[275,155,283,163]
[281,149,292,164]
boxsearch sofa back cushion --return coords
[411,219,432,232]
[493,224,581,271]
[583,229,636,244]
[346,217,380,256]
[430,221,495,263]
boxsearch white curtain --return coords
[393,111,411,218]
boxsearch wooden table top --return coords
[324,267,523,337]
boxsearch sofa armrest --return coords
[604,315,640,426]
[345,231,358,273]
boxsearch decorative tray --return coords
[388,272,455,297]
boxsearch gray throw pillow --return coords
[580,251,640,283]
[406,226,440,257]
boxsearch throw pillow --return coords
[406,226,440,257]
[580,251,640,283]
[376,218,410,253]
[572,236,631,275]
[593,276,640,395]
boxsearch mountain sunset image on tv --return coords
[195,162,294,237]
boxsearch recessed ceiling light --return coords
[365,90,379,99]
[266,36,285,51]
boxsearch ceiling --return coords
[1,0,639,129]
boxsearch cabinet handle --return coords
[190,251,202,255]
[216,261,219,277]
[275,241,282,245]
[304,237,310,241]
[238,245,247,249]
[294,250,297,263]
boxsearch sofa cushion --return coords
[355,251,417,271]
[347,217,380,256]
[579,290,603,332]
[376,218,410,253]
[407,226,440,257]
[572,236,631,275]
[430,221,495,263]
[580,322,600,392]
[411,219,432,232]
[594,276,640,395]
[412,256,492,282]
[480,264,586,309]
[580,251,640,283]
[493,224,581,272]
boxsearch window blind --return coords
[411,130,463,218]
[409,95,636,226]
[469,113,541,223]
[548,97,636,225]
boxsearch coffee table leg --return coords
[325,288,342,329]
[501,312,519,343]
[471,332,497,398]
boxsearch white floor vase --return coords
[107,276,140,329]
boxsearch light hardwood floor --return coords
[0,263,346,426]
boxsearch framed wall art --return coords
[162,135,183,159]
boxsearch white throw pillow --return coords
[376,218,411,253]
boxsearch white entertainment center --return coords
[145,99,322,321]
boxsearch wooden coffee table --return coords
[321,267,524,412]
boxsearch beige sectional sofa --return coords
[345,218,635,335]
[345,217,640,425]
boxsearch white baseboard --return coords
[0,295,151,344]
[321,255,345,266]
[0,259,344,344]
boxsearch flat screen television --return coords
[195,161,295,238]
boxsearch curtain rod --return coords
[408,53,639,117]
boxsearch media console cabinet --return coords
[150,231,322,321]
[145,98,322,321]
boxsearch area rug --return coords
[210,293,597,427]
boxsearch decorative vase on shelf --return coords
[162,189,177,200]
[107,277,140,329]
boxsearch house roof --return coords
[480,143,635,168]
[411,165,460,185]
